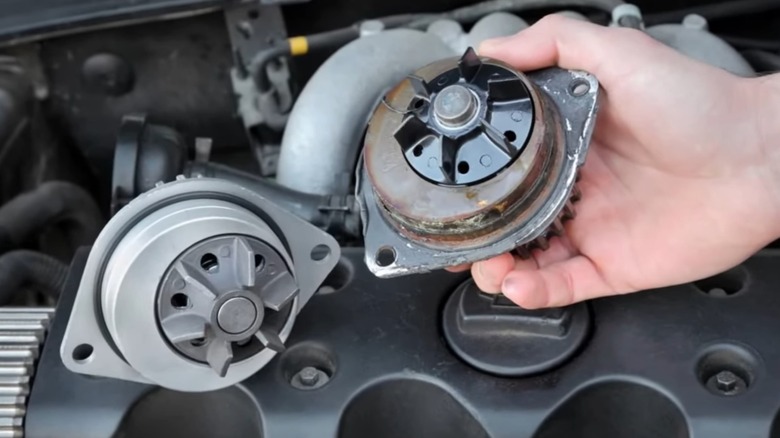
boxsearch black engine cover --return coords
[26,248,780,438]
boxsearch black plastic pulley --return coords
[442,279,591,376]
[393,47,535,186]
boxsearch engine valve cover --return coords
[358,48,599,277]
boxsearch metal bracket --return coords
[224,3,292,176]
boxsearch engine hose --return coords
[741,50,780,73]
[0,181,104,254]
[251,27,361,92]
[250,0,621,91]
[0,250,69,303]
[645,0,780,25]
[250,45,292,92]
[719,36,780,51]
[405,0,621,29]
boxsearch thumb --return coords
[501,255,619,308]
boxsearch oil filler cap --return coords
[442,280,591,376]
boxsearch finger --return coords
[471,253,516,293]
[474,251,540,294]
[478,15,651,82]
[513,251,539,271]
[532,236,577,268]
[501,255,618,309]
[446,264,472,273]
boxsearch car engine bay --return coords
[1,0,780,436]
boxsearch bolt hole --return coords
[413,99,426,110]
[200,253,219,273]
[73,344,94,363]
[279,342,336,390]
[190,337,207,347]
[376,246,397,267]
[254,254,265,272]
[457,161,470,174]
[504,130,517,142]
[311,244,331,262]
[696,343,757,397]
[170,293,190,310]
[570,79,591,97]
[437,76,449,86]
[247,9,259,19]
[413,145,423,157]
[693,266,748,297]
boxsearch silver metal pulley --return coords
[60,177,340,392]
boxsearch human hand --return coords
[453,15,780,309]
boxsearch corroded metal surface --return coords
[359,53,599,277]
[365,56,560,245]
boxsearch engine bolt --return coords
[715,371,738,392]
[290,365,330,390]
[433,84,477,127]
[298,366,320,386]
[706,370,747,396]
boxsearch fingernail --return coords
[500,279,530,309]
[501,276,518,294]
[503,276,546,309]
[501,277,533,310]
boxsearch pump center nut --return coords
[357,48,599,277]
[433,84,478,127]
